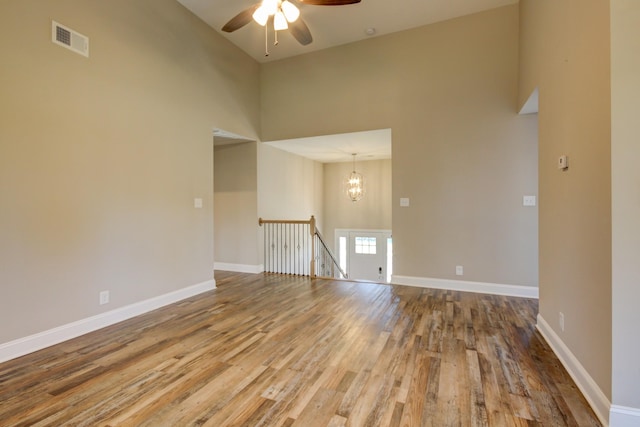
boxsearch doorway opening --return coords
[336,229,392,282]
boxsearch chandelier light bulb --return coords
[344,154,365,202]
[346,171,364,201]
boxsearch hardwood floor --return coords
[0,271,600,426]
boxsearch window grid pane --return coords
[355,236,376,255]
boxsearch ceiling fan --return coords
[222,0,361,55]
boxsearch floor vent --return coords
[52,21,89,57]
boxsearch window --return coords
[355,236,376,254]
[387,237,393,282]
[339,236,347,273]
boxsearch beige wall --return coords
[257,144,324,266]
[0,0,259,343]
[323,159,392,250]
[611,0,640,410]
[257,144,324,226]
[261,5,538,287]
[214,142,259,266]
[519,0,612,400]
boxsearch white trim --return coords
[536,314,611,427]
[0,279,216,364]
[335,228,393,283]
[519,87,539,114]
[214,262,264,274]
[334,228,393,234]
[610,405,640,427]
[391,275,539,299]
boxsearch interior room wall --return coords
[611,0,640,415]
[257,144,324,269]
[0,0,260,345]
[322,159,392,250]
[214,142,259,268]
[257,144,324,227]
[518,0,612,407]
[260,5,539,288]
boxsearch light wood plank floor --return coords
[0,271,601,426]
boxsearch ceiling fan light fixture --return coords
[227,0,360,53]
[274,11,289,30]
[262,0,279,16]
[252,6,269,26]
[281,1,300,22]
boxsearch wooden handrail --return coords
[259,218,313,226]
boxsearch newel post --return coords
[309,215,316,278]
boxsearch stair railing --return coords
[313,226,347,279]
[259,216,347,279]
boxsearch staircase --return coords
[259,216,347,279]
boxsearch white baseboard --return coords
[214,262,264,274]
[391,275,539,299]
[610,405,640,427]
[0,279,216,364]
[536,314,611,427]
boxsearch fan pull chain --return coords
[274,30,279,46]
[264,24,269,57]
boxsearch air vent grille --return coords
[52,21,89,57]
[56,26,71,46]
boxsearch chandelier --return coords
[345,153,365,202]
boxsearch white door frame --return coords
[335,228,392,282]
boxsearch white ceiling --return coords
[177,0,518,63]
[264,129,391,163]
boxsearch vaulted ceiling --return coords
[178,0,518,63]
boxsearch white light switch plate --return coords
[194,198,203,208]
[400,198,410,207]
[523,195,536,207]
[558,155,568,170]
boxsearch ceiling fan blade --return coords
[288,18,313,45]
[222,4,260,32]
[298,0,361,5]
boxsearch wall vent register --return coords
[52,21,89,57]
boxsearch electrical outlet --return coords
[99,291,110,305]
[559,312,565,332]
[455,265,463,276]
